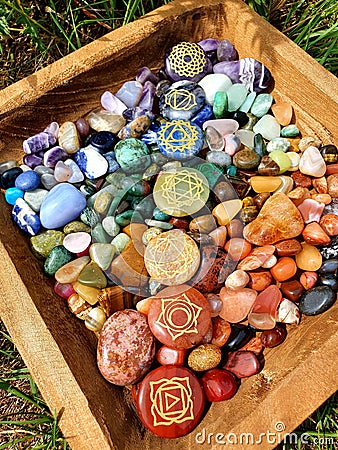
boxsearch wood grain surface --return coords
[0,0,337,449]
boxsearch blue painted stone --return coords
[23,132,50,154]
[191,104,214,128]
[156,120,204,161]
[12,198,41,236]
[159,81,206,121]
[5,187,24,205]
[40,183,87,229]
[74,146,109,179]
[114,138,151,174]
[15,170,40,191]
[103,151,120,174]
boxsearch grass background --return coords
[0,0,337,448]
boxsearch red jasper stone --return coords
[223,351,261,378]
[156,346,186,366]
[147,286,211,349]
[274,239,302,257]
[280,280,304,301]
[260,324,287,348]
[211,317,232,347]
[201,369,237,402]
[240,336,263,354]
[270,257,297,281]
[136,365,205,438]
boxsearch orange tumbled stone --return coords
[295,242,322,271]
[320,214,338,236]
[271,102,293,126]
[248,271,273,291]
[219,287,257,323]
[302,222,331,245]
[209,226,227,247]
[243,193,304,245]
[237,245,275,271]
[224,238,252,260]
[270,257,297,281]
[240,336,263,354]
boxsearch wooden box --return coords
[0,0,337,448]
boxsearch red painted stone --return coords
[156,346,186,366]
[136,365,205,438]
[223,350,261,378]
[248,285,282,330]
[201,369,237,402]
[147,286,211,349]
[270,257,297,281]
[260,324,287,348]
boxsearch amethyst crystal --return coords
[217,40,238,62]
[23,132,50,154]
[138,81,156,111]
[136,67,159,85]
[44,122,59,146]
[43,146,69,168]
[23,154,43,169]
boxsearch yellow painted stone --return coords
[295,242,322,271]
[250,176,282,193]
[73,281,100,306]
[212,199,242,226]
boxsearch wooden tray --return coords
[0,0,337,449]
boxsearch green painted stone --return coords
[80,207,100,227]
[111,233,131,253]
[102,216,120,237]
[281,124,300,137]
[213,91,228,119]
[63,221,91,234]
[24,189,48,212]
[78,261,107,288]
[153,207,171,221]
[227,84,248,112]
[195,162,224,189]
[266,137,290,153]
[89,243,116,270]
[114,138,151,174]
[44,245,73,276]
[30,230,65,259]
[115,210,143,226]
[91,223,110,243]
[239,92,256,113]
[269,150,291,174]
[250,94,273,118]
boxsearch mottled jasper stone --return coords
[147,286,211,349]
[188,344,222,371]
[243,193,304,245]
[233,149,260,170]
[291,171,312,188]
[97,310,155,385]
[274,239,302,256]
[219,287,257,322]
[320,214,338,236]
[223,350,261,378]
[240,336,263,354]
[327,174,338,198]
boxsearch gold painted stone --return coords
[144,229,200,285]
[212,199,242,226]
[153,167,209,217]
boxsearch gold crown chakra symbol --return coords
[164,89,197,111]
[168,42,206,78]
[157,120,199,153]
[150,376,194,426]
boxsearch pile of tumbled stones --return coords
[1,39,338,438]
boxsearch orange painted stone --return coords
[302,222,331,246]
[243,193,304,245]
[219,287,257,323]
[271,102,293,126]
[270,257,297,282]
[295,242,323,271]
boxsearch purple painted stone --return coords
[44,122,59,146]
[213,58,273,93]
[43,146,69,168]
[23,132,50,154]
[23,154,43,169]
[135,66,159,85]
[217,40,238,62]
[40,183,87,229]
[138,81,156,111]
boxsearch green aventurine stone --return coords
[89,243,116,270]
[195,162,224,189]
[239,92,256,113]
[111,233,131,253]
[213,91,228,119]
[78,261,107,288]
[115,210,143,226]
[92,223,110,243]
[63,221,91,234]
[44,245,73,276]
[227,84,248,112]
[269,150,291,174]
[31,230,65,259]
[80,207,100,227]
[250,93,273,118]
[281,124,300,137]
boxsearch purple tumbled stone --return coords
[44,122,59,146]
[198,38,220,52]
[213,58,272,93]
[122,107,152,121]
[138,81,156,111]
[136,67,159,85]
[101,91,127,115]
[23,154,43,169]
[23,132,50,154]
[43,146,69,168]
[217,40,238,62]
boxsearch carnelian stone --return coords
[300,271,318,289]
[248,285,282,330]
[248,271,273,291]
[156,346,186,366]
[201,369,237,402]
[260,324,287,347]
[302,222,331,246]
[211,317,232,347]
[270,257,297,281]
[219,287,257,323]
[240,336,263,354]
[280,280,304,301]
[224,238,252,260]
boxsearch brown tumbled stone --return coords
[275,239,302,256]
[291,171,312,188]
[327,174,338,198]
[302,222,331,246]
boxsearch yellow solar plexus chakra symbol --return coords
[164,89,197,111]
[155,295,202,340]
[168,42,206,79]
[157,120,199,153]
[153,167,209,217]
[150,376,194,426]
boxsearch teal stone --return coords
[266,137,290,153]
[44,245,73,276]
[80,207,100,227]
[114,138,151,174]
[250,94,273,118]
[5,187,24,205]
[145,219,173,230]
[281,124,300,137]
[213,91,228,119]
[111,233,131,253]
[239,92,256,113]
[227,84,248,112]
[195,162,224,189]
[91,223,110,243]
[153,207,171,221]
[106,192,125,217]
[115,210,143,227]
[226,165,237,176]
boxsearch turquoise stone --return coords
[250,94,273,118]
[226,165,237,176]
[226,84,248,112]
[5,187,24,205]
[213,92,228,119]
[114,138,151,174]
[40,183,86,229]
[239,92,256,113]
[44,245,73,276]
[281,124,300,137]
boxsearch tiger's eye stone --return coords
[321,144,338,164]
[270,257,297,282]
[156,346,186,366]
[248,285,282,330]
[219,287,257,323]
[201,369,237,402]
[280,280,304,301]
[260,324,287,347]
[302,222,331,246]
[67,293,92,320]
[248,271,272,291]
[147,286,211,349]
[274,239,302,257]
[85,306,107,332]
[295,242,322,271]
[188,344,222,371]
[223,350,261,378]
[320,214,338,236]
[136,365,205,438]
[211,317,232,347]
